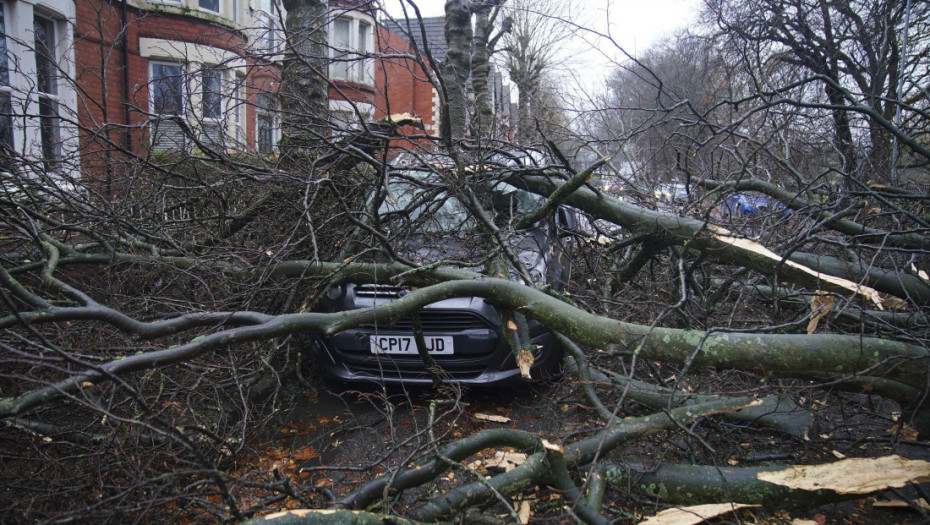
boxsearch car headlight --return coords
[516,251,547,286]
[325,285,344,300]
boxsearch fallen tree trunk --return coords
[2,275,928,422]
[606,455,930,509]
[509,172,930,304]
[700,177,930,251]
[606,461,856,509]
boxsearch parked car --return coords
[312,158,571,386]
[721,193,788,218]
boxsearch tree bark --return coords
[442,0,473,141]
[280,0,329,153]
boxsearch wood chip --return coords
[474,413,511,424]
[638,503,758,525]
[757,455,930,494]
[517,500,531,524]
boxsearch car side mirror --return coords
[556,207,577,234]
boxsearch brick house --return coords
[0,0,445,180]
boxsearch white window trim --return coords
[198,64,227,148]
[1,0,77,176]
[251,0,280,56]
[233,73,246,147]
[139,38,244,68]
[148,60,186,117]
[328,10,374,84]
[136,0,249,30]
[148,60,189,150]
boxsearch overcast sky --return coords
[381,0,702,95]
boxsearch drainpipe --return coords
[121,0,132,153]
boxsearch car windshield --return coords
[378,174,475,232]
[377,170,542,233]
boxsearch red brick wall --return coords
[374,24,437,149]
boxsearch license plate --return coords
[369,335,454,355]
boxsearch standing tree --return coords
[706,0,930,183]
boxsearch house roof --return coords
[383,16,448,64]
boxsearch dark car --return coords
[312,159,571,386]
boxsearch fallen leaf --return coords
[832,450,846,459]
[638,503,758,525]
[884,296,910,310]
[757,455,930,494]
[293,446,319,461]
[807,291,834,334]
[474,413,511,423]
[889,421,920,441]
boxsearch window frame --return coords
[0,2,13,152]
[198,0,219,14]
[149,60,186,117]
[255,93,278,154]
[233,73,246,147]
[33,14,61,171]
[257,0,277,54]
[199,64,226,147]
[200,64,224,121]
[149,60,187,150]
[329,13,374,84]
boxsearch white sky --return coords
[381,0,702,94]
[383,0,700,61]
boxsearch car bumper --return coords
[315,314,563,387]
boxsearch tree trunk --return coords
[281,0,329,154]
[443,0,473,141]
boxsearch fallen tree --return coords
[2,0,929,522]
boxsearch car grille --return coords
[391,311,489,331]
[344,358,487,381]
[356,284,405,297]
